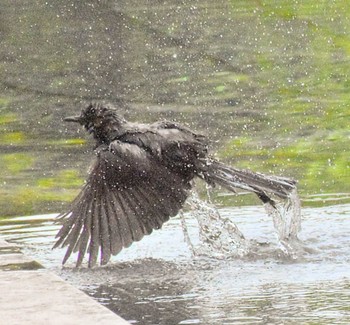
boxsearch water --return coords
[1,0,350,323]
[182,191,248,259]
[183,188,302,261]
[1,199,350,324]
[1,0,350,219]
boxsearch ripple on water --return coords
[0,203,349,324]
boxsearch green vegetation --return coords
[0,1,349,216]
[1,153,34,173]
[0,164,83,216]
[36,169,84,189]
[214,0,350,200]
[47,138,86,146]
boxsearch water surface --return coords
[1,201,349,324]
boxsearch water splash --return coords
[263,188,302,258]
[182,189,303,260]
[181,191,249,259]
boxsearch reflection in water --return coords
[1,203,350,324]
[84,260,200,325]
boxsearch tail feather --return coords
[206,161,296,203]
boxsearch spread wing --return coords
[54,140,191,267]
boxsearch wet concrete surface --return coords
[0,239,129,325]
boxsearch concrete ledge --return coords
[0,239,129,324]
[0,239,43,271]
[0,238,18,250]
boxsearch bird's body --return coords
[55,103,297,267]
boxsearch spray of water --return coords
[263,188,302,258]
[181,191,249,259]
[181,188,302,260]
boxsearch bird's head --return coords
[64,103,126,144]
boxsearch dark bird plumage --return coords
[54,103,297,267]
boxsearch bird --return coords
[54,103,297,267]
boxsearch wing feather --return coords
[88,195,101,268]
[54,140,192,267]
[137,186,170,229]
[108,190,133,248]
[73,198,93,254]
[116,190,144,244]
[75,198,94,267]
[99,186,111,265]
[131,186,163,231]
[104,191,123,256]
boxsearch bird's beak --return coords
[64,116,82,123]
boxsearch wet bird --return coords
[54,103,297,267]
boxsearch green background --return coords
[0,0,349,216]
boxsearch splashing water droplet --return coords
[262,188,302,258]
[181,188,303,261]
[182,191,249,259]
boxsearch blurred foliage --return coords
[218,0,350,201]
[0,0,349,216]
